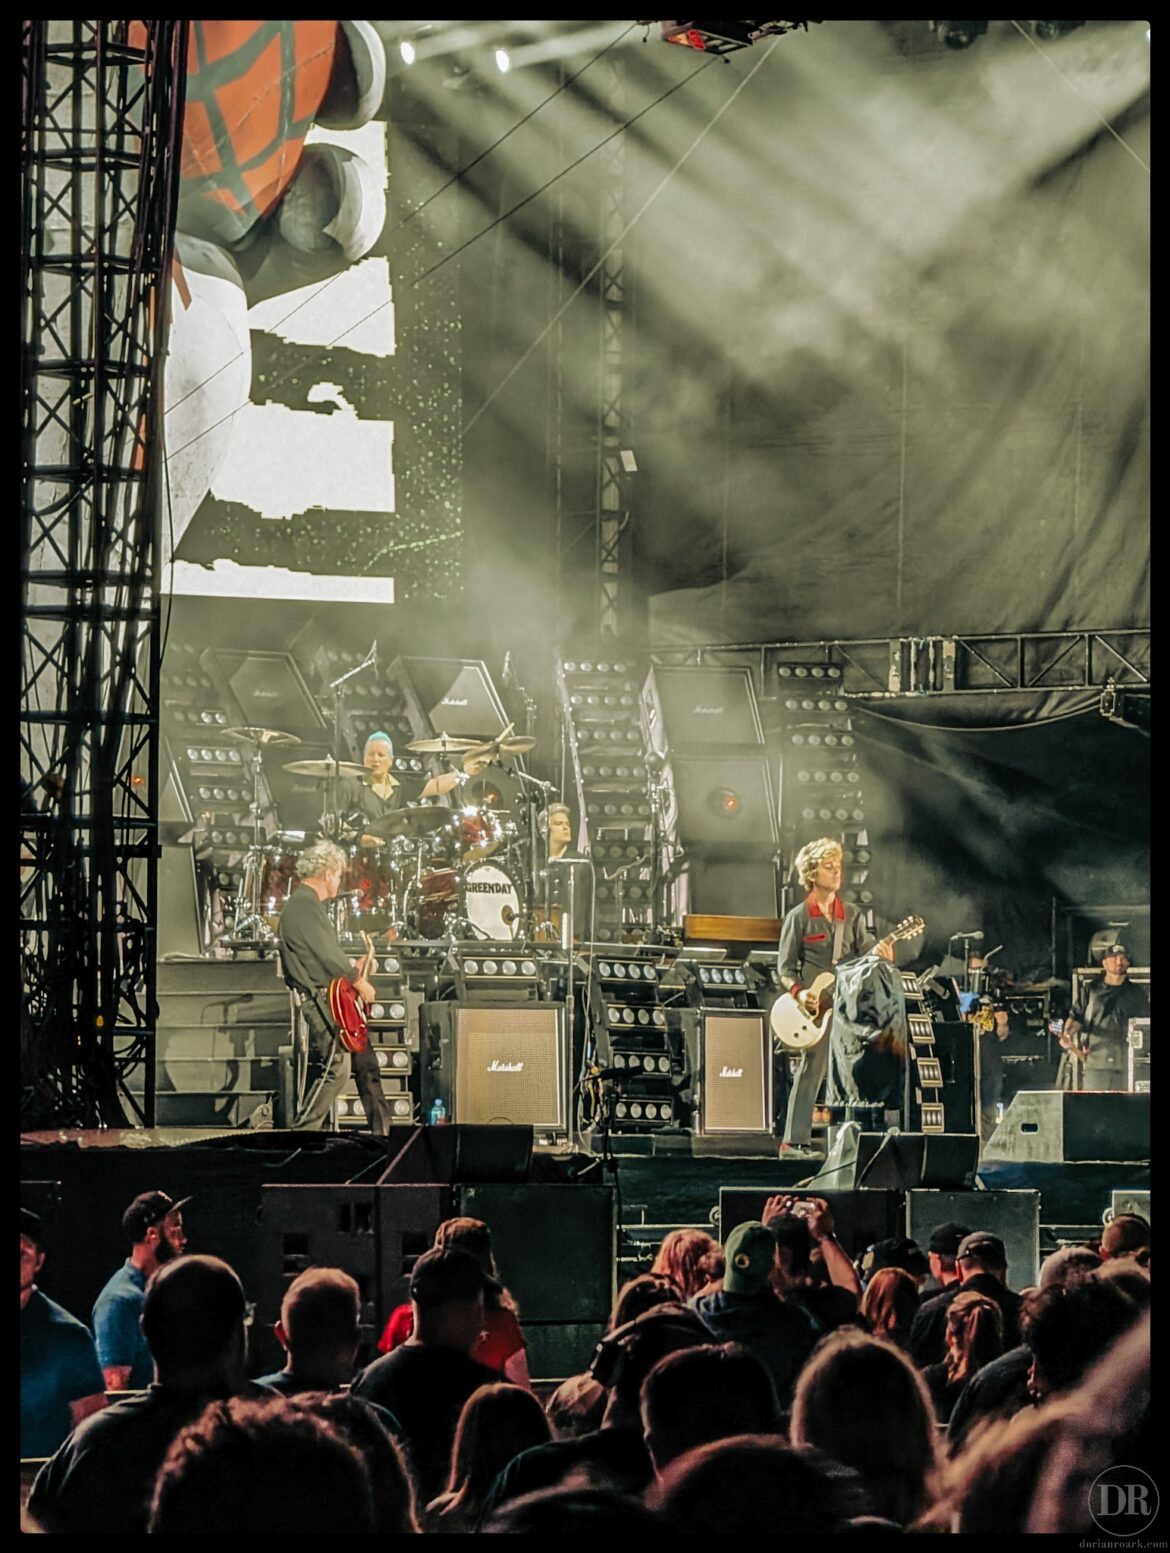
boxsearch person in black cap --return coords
[907,1223,979,1366]
[1059,944,1147,1091]
[21,1207,107,1459]
[91,1192,191,1392]
[924,1221,970,1296]
[351,1248,498,1504]
[859,1237,929,1291]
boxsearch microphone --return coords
[951,930,984,940]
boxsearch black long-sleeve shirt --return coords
[278,884,355,992]
[777,893,874,995]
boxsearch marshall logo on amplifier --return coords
[488,1059,524,1073]
[642,665,765,752]
[720,1065,744,1079]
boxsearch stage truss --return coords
[20,20,186,1127]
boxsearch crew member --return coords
[777,838,892,1161]
[277,839,391,1134]
[535,803,589,941]
[1058,943,1148,1091]
[543,803,573,861]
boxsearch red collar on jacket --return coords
[806,892,846,921]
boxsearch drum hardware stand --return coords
[225,736,277,946]
[513,768,555,924]
[605,852,649,938]
[322,641,377,835]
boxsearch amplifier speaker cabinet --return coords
[982,1091,1150,1163]
[669,754,778,848]
[682,1010,772,1134]
[718,1186,903,1260]
[401,657,507,739]
[905,1188,1040,1289]
[643,665,765,752]
[375,1179,615,1381]
[423,1003,569,1136]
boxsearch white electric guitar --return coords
[770,915,926,1051]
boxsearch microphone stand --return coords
[513,769,554,922]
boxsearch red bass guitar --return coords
[328,932,375,1054]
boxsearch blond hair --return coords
[793,837,843,890]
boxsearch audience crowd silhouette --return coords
[21,1196,1151,1534]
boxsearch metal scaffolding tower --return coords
[20,20,186,1128]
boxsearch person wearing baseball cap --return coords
[22,1207,107,1458]
[351,1248,498,1503]
[906,1223,976,1366]
[860,1237,929,1287]
[91,1192,192,1392]
[1059,941,1147,1091]
[691,1222,817,1405]
[953,1232,1022,1349]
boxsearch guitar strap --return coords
[831,912,846,968]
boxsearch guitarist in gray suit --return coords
[777,838,891,1160]
[278,839,390,1134]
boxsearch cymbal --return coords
[379,806,454,837]
[465,734,537,760]
[406,733,483,754]
[224,727,301,747]
[282,757,367,780]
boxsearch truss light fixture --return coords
[640,20,819,56]
[1031,19,1085,40]
[929,19,989,48]
[495,46,511,72]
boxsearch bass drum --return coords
[462,861,523,941]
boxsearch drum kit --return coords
[218,723,546,947]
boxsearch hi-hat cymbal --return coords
[224,727,302,747]
[406,733,483,754]
[282,757,367,780]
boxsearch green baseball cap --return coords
[723,1221,778,1295]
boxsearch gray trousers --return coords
[782,1026,831,1146]
[294,997,391,1134]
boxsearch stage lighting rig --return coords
[638,20,821,56]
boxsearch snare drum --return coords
[462,861,523,941]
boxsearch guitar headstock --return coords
[887,915,925,943]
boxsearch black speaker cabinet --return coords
[684,1010,772,1134]
[669,754,778,848]
[982,1091,1150,1163]
[718,1186,903,1261]
[904,1188,1041,1290]
[684,853,779,918]
[258,1184,382,1368]
[907,1022,975,1135]
[643,665,764,752]
[813,1130,979,1190]
[375,1180,615,1382]
[401,656,506,739]
[423,1003,569,1136]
